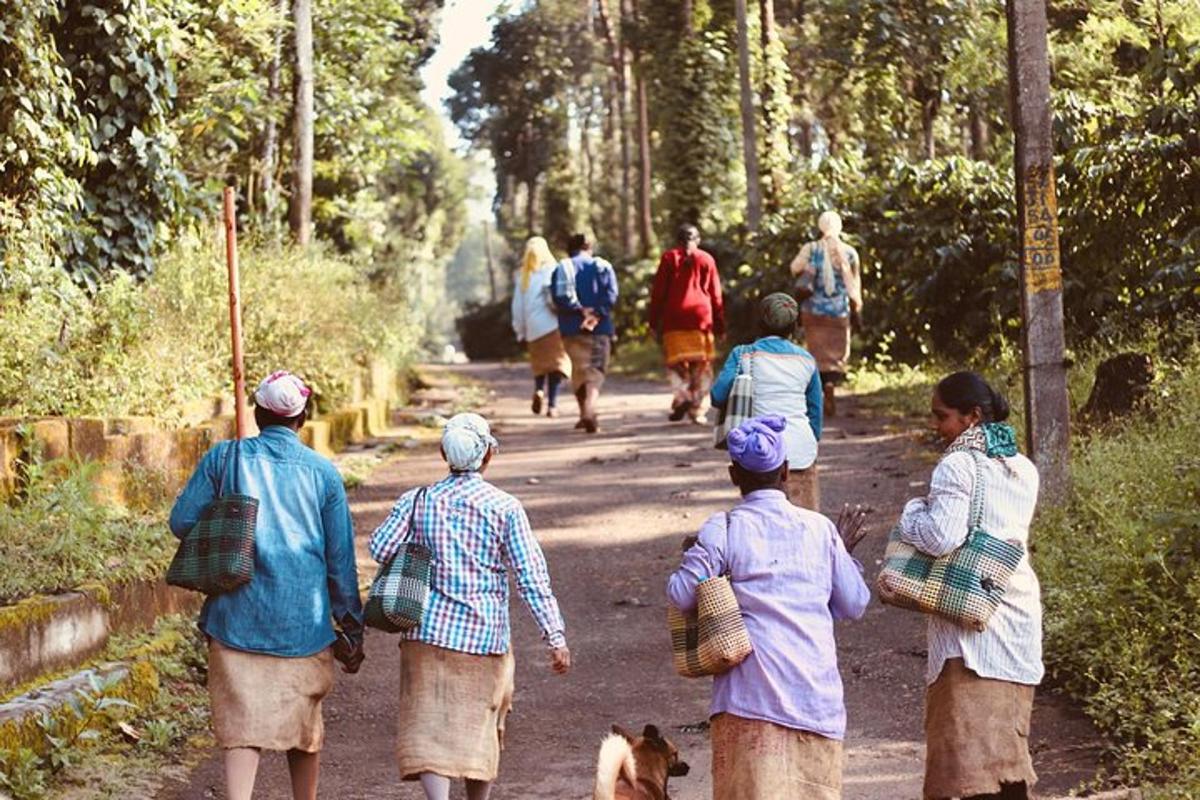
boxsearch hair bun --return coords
[990,387,1011,422]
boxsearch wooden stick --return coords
[224,186,247,440]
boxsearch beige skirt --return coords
[711,713,843,800]
[528,330,572,379]
[802,312,852,375]
[396,641,515,782]
[564,334,611,392]
[208,639,334,753]
[924,658,1038,799]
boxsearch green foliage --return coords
[0,458,172,602]
[1034,341,1200,793]
[0,227,417,419]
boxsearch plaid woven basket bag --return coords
[166,441,258,595]
[713,353,755,450]
[876,450,1025,632]
[364,488,432,633]
[668,515,753,678]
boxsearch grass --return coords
[0,459,172,603]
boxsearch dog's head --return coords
[612,724,691,778]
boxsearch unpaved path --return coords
[167,362,1105,800]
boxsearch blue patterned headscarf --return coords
[442,413,498,472]
[727,415,789,473]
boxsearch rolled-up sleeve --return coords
[666,513,729,612]
[827,525,870,620]
[898,452,974,557]
[501,504,567,648]
[322,467,362,625]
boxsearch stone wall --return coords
[0,362,398,509]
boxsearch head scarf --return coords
[520,236,556,291]
[759,292,799,333]
[817,210,849,297]
[727,415,788,473]
[442,412,498,472]
[254,371,311,418]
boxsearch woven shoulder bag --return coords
[713,352,755,450]
[364,488,433,633]
[668,514,753,677]
[166,441,258,595]
[876,450,1025,632]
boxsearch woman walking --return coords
[369,413,571,800]
[512,236,572,417]
[897,372,1042,800]
[790,210,863,416]
[711,292,824,510]
[169,371,364,800]
[667,416,871,800]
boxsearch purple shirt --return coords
[666,489,870,739]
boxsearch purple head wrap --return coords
[727,415,788,473]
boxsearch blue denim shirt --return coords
[551,253,619,336]
[168,426,362,657]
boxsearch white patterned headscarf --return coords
[442,413,498,472]
[817,210,848,297]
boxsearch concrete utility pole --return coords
[1006,0,1071,501]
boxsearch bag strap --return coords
[720,512,733,579]
[407,487,428,547]
[213,440,240,499]
[967,450,986,533]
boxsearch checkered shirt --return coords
[369,472,566,655]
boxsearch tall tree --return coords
[758,0,790,213]
[736,0,763,230]
[596,0,633,256]
[289,0,314,246]
[259,0,287,221]
[629,0,654,255]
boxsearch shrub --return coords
[0,228,418,419]
[1034,341,1200,793]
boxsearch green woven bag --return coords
[166,442,258,595]
[876,450,1024,632]
[364,488,432,633]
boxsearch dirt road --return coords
[168,363,1105,800]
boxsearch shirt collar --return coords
[742,488,787,503]
[258,425,300,441]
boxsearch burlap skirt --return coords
[711,713,843,800]
[663,329,715,367]
[528,330,572,379]
[802,312,851,375]
[924,658,1037,799]
[207,639,334,753]
[564,334,612,392]
[785,466,820,511]
[396,641,515,782]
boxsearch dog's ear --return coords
[642,724,660,741]
[612,724,636,742]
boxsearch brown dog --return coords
[593,724,690,800]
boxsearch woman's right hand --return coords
[550,646,572,675]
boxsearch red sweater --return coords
[648,247,726,335]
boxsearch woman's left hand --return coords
[836,503,873,554]
[550,646,572,675]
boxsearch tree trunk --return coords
[629,0,653,256]
[525,177,537,236]
[683,0,694,35]
[288,0,314,246]
[920,96,938,160]
[596,0,633,257]
[968,96,989,160]
[735,0,763,231]
[259,0,287,221]
[758,0,787,214]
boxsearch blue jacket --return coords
[551,253,619,337]
[169,426,363,657]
